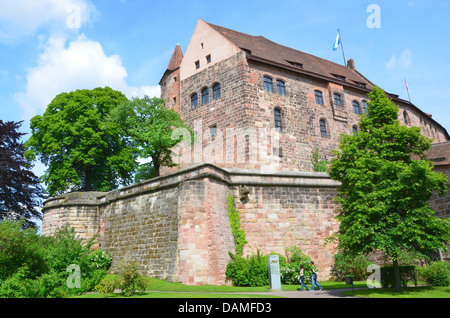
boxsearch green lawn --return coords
[343,286,450,298]
[74,276,450,298]
[74,277,366,298]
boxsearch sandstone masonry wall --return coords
[42,164,341,285]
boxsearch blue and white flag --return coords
[333,32,341,51]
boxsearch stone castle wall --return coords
[42,163,340,285]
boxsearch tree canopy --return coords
[25,87,138,196]
[329,86,450,290]
[0,120,44,228]
[108,96,192,177]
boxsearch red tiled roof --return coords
[425,142,450,166]
[206,22,374,90]
[167,44,183,72]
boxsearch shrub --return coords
[419,261,450,287]
[115,259,147,296]
[281,247,314,285]
[332,252,371,281]
[95,275,119,297]
[0,220,47,280]
[380,265,418,288]
[0,265,35,298]
[225,250,269,287]
[0,220,111,297]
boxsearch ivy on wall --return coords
[228,193,247,256]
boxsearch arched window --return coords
[319,119,327,138]
[352,101,361,115]
[213,83,221,99]
[333,93,342,106]
[264,76,273,92]
[191,93,198,110]
[274,108,282,132]
[403,111,409,125]
[315,90,324,105]
[362,100,368,114]
[276,80,286,95]
[201,87,209,105]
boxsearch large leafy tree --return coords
[0,120,44,228]
[25,87,138,196]
[329,86,450,291]
[108,96,192,178]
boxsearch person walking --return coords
[298,265,309,291]
[309,261,322,291]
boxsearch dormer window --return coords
[355,82,367,88]
[332,74,346,81]
[287,61,303,69]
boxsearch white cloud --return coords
[0,0,95,43]
[15,34,160,120]
[385,49,413,70]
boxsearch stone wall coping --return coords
[43,163,341,210]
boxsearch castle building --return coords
[160,19,449,173]
[41,20,450,285]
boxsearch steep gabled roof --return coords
[167,44,183,72]
[206,22,373,91]
[159,44,183,84]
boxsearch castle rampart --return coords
[42,163,340,285]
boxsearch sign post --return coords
[267,255,281,290]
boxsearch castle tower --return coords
[160,44,183,113]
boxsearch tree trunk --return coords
[153,157,160,177]
[393,259,402,292]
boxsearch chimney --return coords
[347,59,355,71]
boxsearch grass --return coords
[343,286,450,298]
[74,276,369,298]
[73,275,450,298]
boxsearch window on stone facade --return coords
[206,55,211,64]
[213,83,221,99]
[276,80,286,95]
[210,125,217,138]
[315,90,324,105]
[191,93,198,109]
[362,100,368,114]
[333,93,342,106]
[320,120,327,138]
[274,108,282,132]
[202,87,209,105]
[403,111,409,125]
[352,125,358,135]
[264,76,273,92]
[352,101,361,115]
[195,60,200,69]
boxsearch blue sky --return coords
[1,0,449,160]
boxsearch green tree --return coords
[25,87,138,196]
[108,96,192,177]
[329,86,450,291]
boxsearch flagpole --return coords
[338,29,347,66]
[404,78,411,102]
